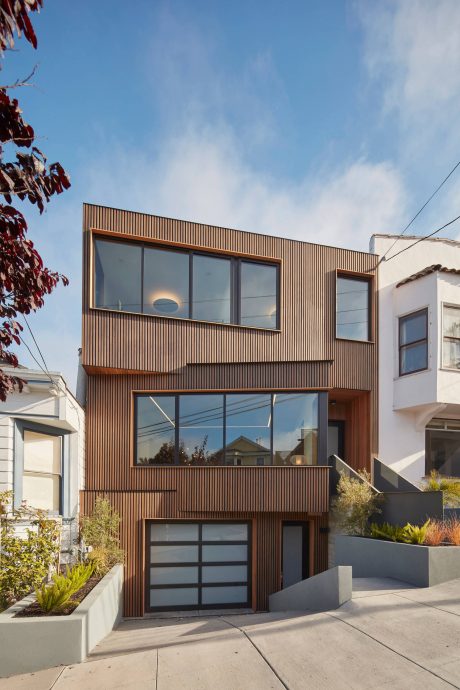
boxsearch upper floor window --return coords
[336,275,371,341]
[94,237,279,329]
[399,308,428,376]
[443,305,460,370]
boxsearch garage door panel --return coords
[146,521,251,612]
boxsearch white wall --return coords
[371,235,460,483]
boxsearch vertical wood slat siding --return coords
[81,490,328,616]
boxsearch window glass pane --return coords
[150,566,199,585]
[193,255,231,323]
[179,395,224,465]
[143,247,189,318]
[94,239,142,312]
[225,394,271,466]
[150,544,198,563]
[336,277,369,341]
[400,342,427,375]
[150,523,199,542]
[201,586,248,605]
[202,565,248,583]
[273,393,318,466]
[400,311,427,346]
[202,544,247,562]
[136,396,176,465]
[443,338,460,369]
[150,588,198,607]
[22,473,60,512]
[240,262,277,329]
[202,524,248,541]
[426,429,460,476]
[24,431,61,474]
[444,306,460,338]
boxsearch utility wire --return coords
[382,213,460,264]
[377,158,460,266]
[23,314,50,376]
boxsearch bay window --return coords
[443,305,460,369]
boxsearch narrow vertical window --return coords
[193,254,231,323]
[22,430,61,512]
[94,238,142,312]
[336,275,370,341]
[143,247,189,318]
[443,305,460,369]
[136,396,176,465]
[240,262,278,329]
[399,309,428,376]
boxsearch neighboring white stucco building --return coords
[371,234,460,484]
[0,366,84,562]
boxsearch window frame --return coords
[335,271,373,343]
[442,303,460,371]
[133,390,328,467]
[398,307,429,377]
[92,233,280,331]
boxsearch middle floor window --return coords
[135,391,322,467]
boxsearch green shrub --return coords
[423,471,460,507]
[35,562,94,614]
[370,519,430,545]
[331,470,382,536]
[0,491,61,611]
[403,520,430,545]
[80,497,124,576]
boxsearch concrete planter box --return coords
[335,536,460,587]
[0,563,123,678]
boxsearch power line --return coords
[378,158,460,265]
[23,314,50,375]
[383,213,460,264]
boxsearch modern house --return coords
[371,234,460,485]
[0,365,84,562]
[81,203,378,615]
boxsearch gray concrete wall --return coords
[379,491,443,526]
[269,566,352,613]
[0,564,123,678]
[373,458,421,493]
[334,536,460,587]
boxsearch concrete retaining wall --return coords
[0,564,123,678]
[335,536,460,587]
[269,566,352,613]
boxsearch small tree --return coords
[331,470,382,536]
[0,490,61,610]
[80,496,124,576]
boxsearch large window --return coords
[135,392,322,466]
[426,419,460,476]
[94,237,279,329]
[22,430,62,512]
[336,275,371,341]
[399,309,428,376]
[443,305,460,370]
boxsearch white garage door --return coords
[146,521,251,611]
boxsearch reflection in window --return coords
[240,262,278,329]
[136,396,176,465]
[273,394,318,466]
[193,255,231,323]
[94,239,142,312]
[336,276,370,341]
[399,309,428,376]
[225,394,271,465]
[426,420,460,476]
[179,395,224,465]
[443,305,460,369]
[144,247,189,318]
[23,430,61,512]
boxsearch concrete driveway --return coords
[2,578,460,689]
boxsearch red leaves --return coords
[0,90,35,147]
[0,1,43,55]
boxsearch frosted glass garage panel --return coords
[150,544,198,563]
[150,588,198,608]
[201,586,248,605]
[202,565,247,583]
[150,523,199,542]
[150,566,199,585]
[202,523,248,541]
[202,544,247,562]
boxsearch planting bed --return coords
[15,575,101,617]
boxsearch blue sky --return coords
[6,0,460,390]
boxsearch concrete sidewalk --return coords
[2,578,460,689]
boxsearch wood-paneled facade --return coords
[81,203,378,616]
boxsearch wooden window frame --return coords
[398,308,428,377]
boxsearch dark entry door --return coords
[282,521,309,589]
[328,420,345,459]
